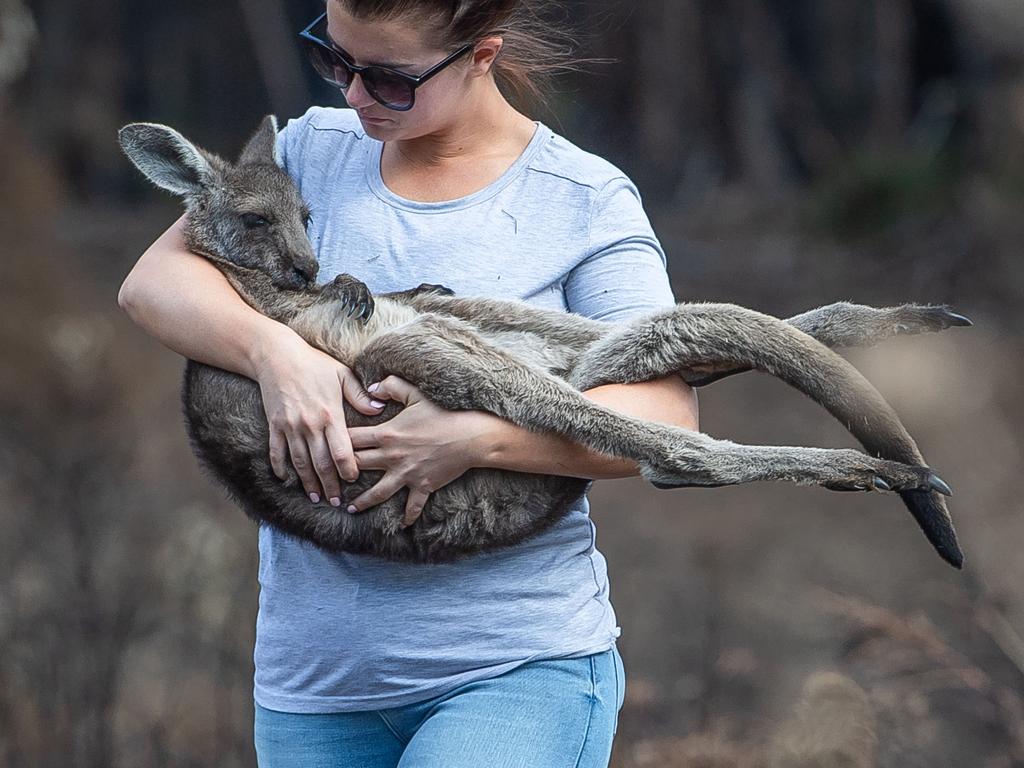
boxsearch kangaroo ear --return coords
[237,114,280,167]
[118,122,216,197]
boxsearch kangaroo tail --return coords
[572,303,963,568]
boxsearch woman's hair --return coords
[335,0,582,107]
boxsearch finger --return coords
[352,448,388,471]
[347,474,406,514]
[268,429,289,481]
[340,368,388,416]
[307,430,343,505]
[347,426,381,451]
[324,421,359,484]
[284,432,322,502]
[403,488,430,528]
[367,375,418,406]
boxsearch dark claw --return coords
[873,477,891,491]
[928,474,953,497]
[346,302,358,318]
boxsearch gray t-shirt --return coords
[255,106,676,712]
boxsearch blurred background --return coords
[1,0,1022,765]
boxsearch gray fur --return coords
[118,116,969,568]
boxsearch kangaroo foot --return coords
[822,456,950,495]
[640,442,950,496]
[891,304,972,334]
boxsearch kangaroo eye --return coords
[241,213,269,229]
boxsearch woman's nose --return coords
[344,73,376,109]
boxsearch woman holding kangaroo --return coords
[118,0,699,764]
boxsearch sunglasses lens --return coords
[362,70,415,110]
[302,39,352,89]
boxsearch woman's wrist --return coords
[247,320,312,381]
[457,410,515,469]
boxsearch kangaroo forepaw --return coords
[323,273,375,323]
[412,282,455,297]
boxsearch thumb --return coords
[367,375,420,406]
[339,369,388,416]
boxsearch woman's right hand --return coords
[253,329,387,506]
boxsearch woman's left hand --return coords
[346,375,502,527]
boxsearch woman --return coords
[118,1,699,765]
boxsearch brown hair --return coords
[335,0,582,107]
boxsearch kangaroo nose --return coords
[292,260,318,287]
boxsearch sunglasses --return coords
[298,12,474,111]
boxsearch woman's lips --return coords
[358,112,390,124]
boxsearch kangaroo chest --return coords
[288,297,581,377]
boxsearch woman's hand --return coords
[253,331,387,506]
[346,376,503,527]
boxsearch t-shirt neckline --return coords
[365,122,551,213]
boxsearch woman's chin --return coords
[357,114,399,136]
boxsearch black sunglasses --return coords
[299,12,474,111]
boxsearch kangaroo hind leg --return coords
[786,301,971,349]
[352,316,942,496]
[567,302,963,568]
[688,302,973,387]
[572,301,972,390]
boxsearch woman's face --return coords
[325,3,476,139]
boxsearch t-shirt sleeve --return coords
[273,108,320,180]
[563,176,676,323]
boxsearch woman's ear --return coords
[469,36,504,77]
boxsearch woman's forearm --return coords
[477,374,700,480]
[117,213,300,377]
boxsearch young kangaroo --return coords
[118,116,969,567]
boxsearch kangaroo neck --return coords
[213,260,314,324]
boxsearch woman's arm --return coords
[345,373,699,525]
[119,215,289,377]
[118,215,386,505]
[478,374,699,479]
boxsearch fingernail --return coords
[346,505,358,514]
[367,382,380,393]
[370,399,386,408]
[330,497,341,507]
[309,493,320,503]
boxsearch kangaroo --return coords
[118,116,969,567]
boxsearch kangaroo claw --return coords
[873,476,891,491]
[928,474,953,497]
[943,309,973,327]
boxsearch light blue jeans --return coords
[254,647,625,768]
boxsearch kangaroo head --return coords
[118,115,319,290]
